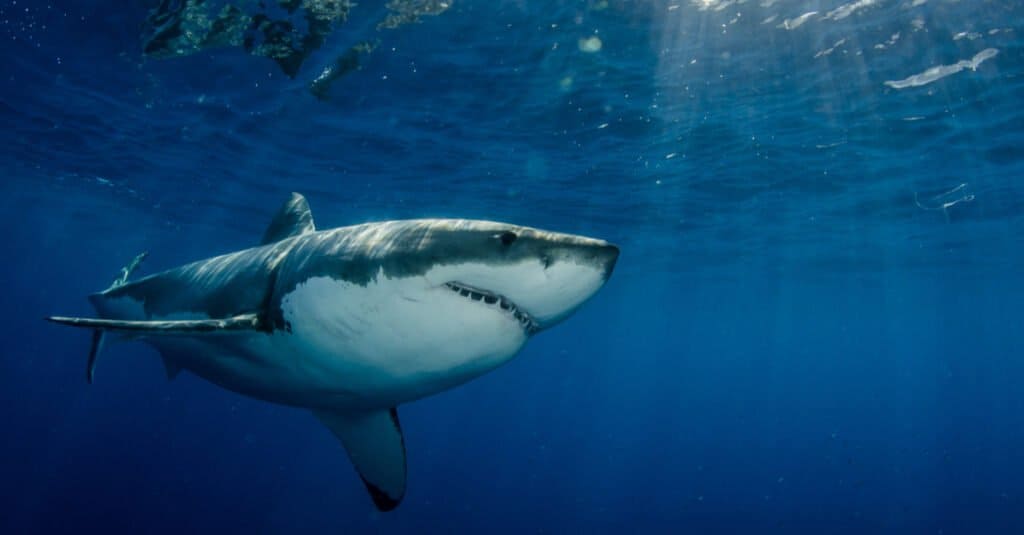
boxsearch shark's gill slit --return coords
[444,281,538,333]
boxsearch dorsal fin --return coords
[261,192,316,245]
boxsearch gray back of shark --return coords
[49,193,619,512]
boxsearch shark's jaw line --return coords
[443,281,539,334]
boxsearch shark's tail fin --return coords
[51,251,149,384]
[108,251,148,290]
[85,329,104,384]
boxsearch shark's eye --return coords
[497,231,518,246]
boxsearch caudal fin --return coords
[86,329,105,384]
[107,251,149,290]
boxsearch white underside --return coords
[274,269,529,408]
[96,255,607,410]
[100,265,534,410]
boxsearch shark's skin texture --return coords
[50,193,619,511]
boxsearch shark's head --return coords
[411,220,619,333]
[274,217,619,405]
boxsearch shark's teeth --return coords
[444,282,538,333]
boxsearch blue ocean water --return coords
[2,0,1023,532]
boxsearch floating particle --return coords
[578,36,602,53]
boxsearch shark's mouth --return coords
[444,281,539,334]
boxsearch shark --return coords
[49,193,619,511]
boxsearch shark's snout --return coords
[599,243,620,280]
[511,239,618,330]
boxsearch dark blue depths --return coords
[2,0,1023,533]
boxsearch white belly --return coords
[274,275,528,407]
[106,273,528,410]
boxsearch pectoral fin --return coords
[46,314,262,334]
[48,314,263,383]
[314,407,407,512]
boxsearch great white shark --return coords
[49,193,619,511]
